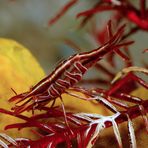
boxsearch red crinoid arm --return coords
[77,5,116,18]
[114,48,130,61]
[112,41,134,60]
[80,1,102,27]
[48,0,78,26]
[108,73,138,96]
[0,108,56,133]
[130,73,148,89]
[140,0,146,18]
[112,93,142,104]
[127,12,148,30]
[122,47,133,67]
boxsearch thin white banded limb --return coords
[50,84,61,96]
[65,70,79,83]
[66,70,82,78]
[55,81,66,89]
[38,86,55,100]
[74,61,87,73]
[56,79,71,88]
[59,96,74,135]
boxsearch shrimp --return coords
[9,24,133,114]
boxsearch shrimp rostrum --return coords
[9,23,133,114]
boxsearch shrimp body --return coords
[9,24,132,113]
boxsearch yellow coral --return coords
[0,38,45,139]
